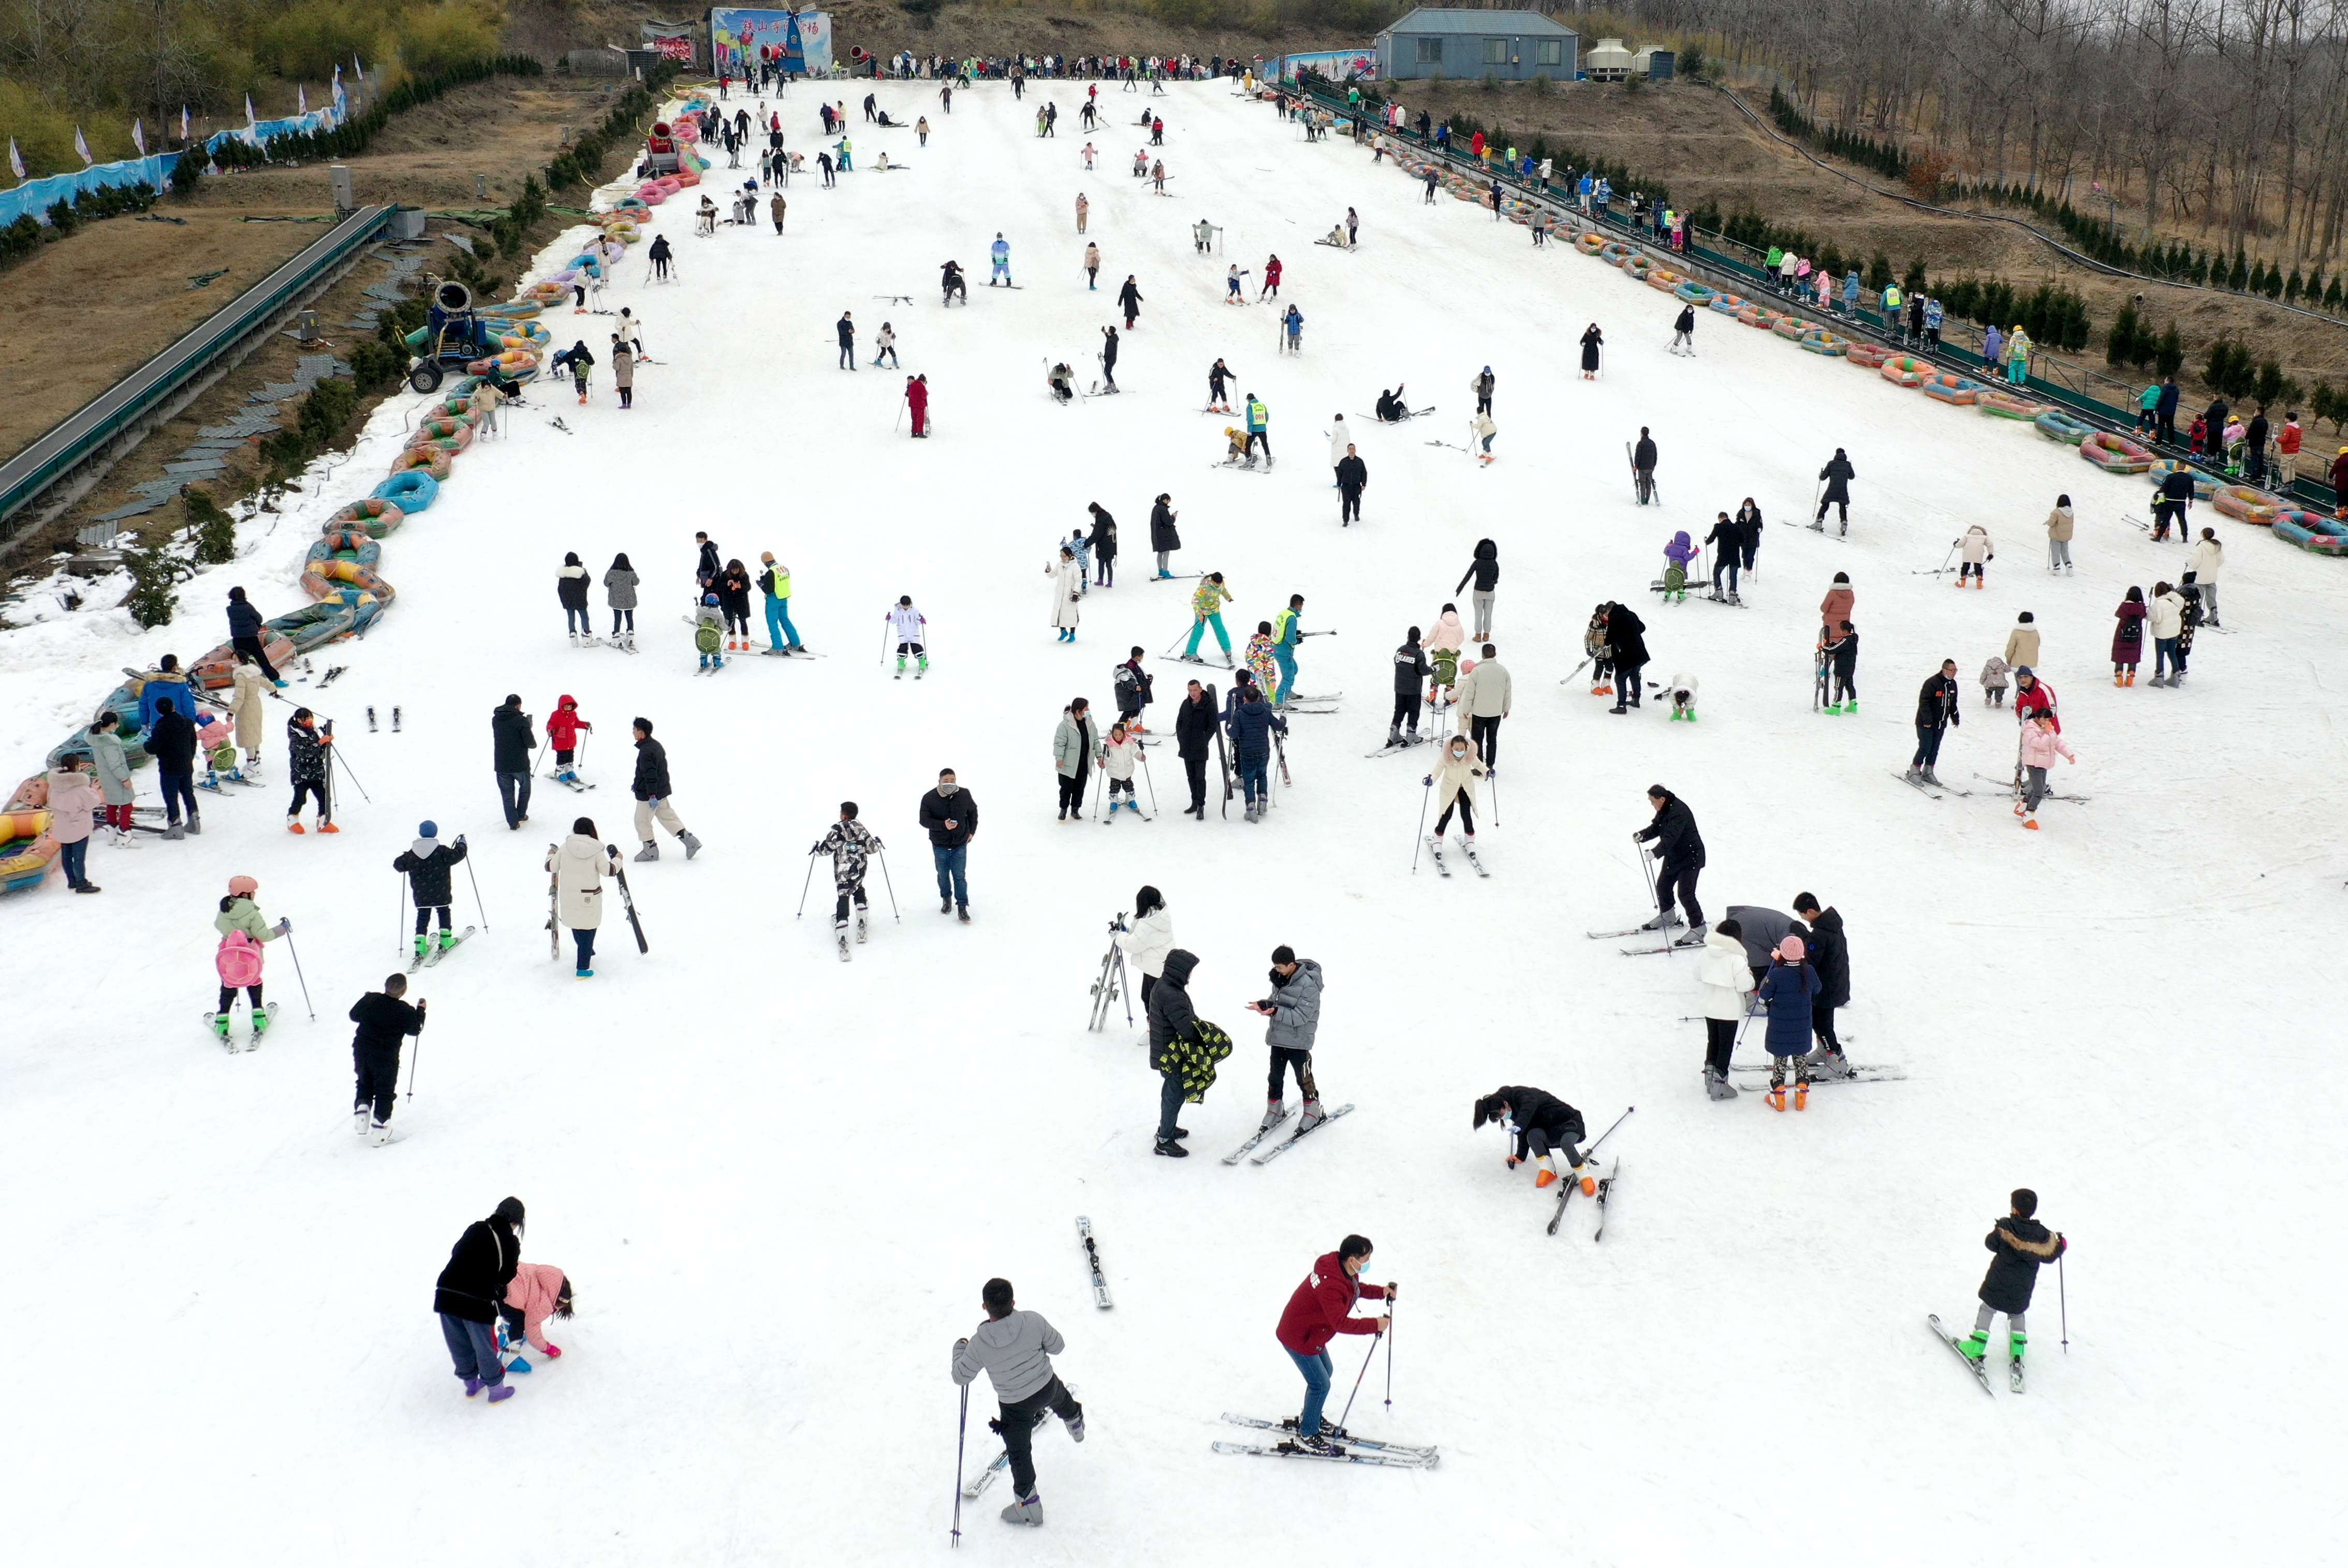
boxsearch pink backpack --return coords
[215,930,265,986]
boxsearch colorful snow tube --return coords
[603,219,641,245]
[1879,355,1930,388]
[1599,241,1636,267]
[1735,303,1782,329]
[388,446,454,481]
[0,802,58,893]
[1976,392,2050,420]
[2212,484,2282,523]
[635,183,668,205]
[1645,268,1685,292]
[477,301,542,322]
[1921,374,1984,406]
[468,350,539,383]
[1798,329,1848,356]
[2146,460,2217,499]
[653,175,682,195]
[2034,411,2095,445]
[1843,343,1890,368]
[1574,232,1606,255]
[328,498,405,538]
[190,633,292,691]
[373,471,439,513]
[1624,254,1653,281]
[301,557,394,605]
[1674,281,1716,306]
[523,280,567,304]
[1771,315,1810,341]
[265,600,359,653]
[2080,431,2156,474]
[407,417,471,445]
[309,529,381,564]
[2273,512,2348,555]
[1708,292,1747,315]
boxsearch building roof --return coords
[1378,7,1579,39]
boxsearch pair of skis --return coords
[1928,1314,2026,1395]
[1589,923,1704,956]
[1221,1103,1354,1165]
[202,1001,278,1051]
[365,706,402,733]
[407,926,476,973]
[1548,1106,1633,1236]
[1212,1413,1437,1469]
[1421,834,1487,878]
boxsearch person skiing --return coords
[1225,678,1286,822]
[1632,426,1658,505]
[2015,710,2077,829]
[1082,240,1100,289]
[348,972,426,1145]
[1757,935,1823,1110]
[1246,945,1325,1131]
[1693,916,1754,1100]
[1184,572,1234,663]
[1273,1236,1391,1452]
[551,338,595,403]
[1670,302,1696,356]
[1702,512,1743,602]
[1259,253,1283,299]
[1815,448,1856,530]
[1374,385,1406,422]
[1270,596,1305,706]
[1097,324,1120,392]
[1910,659,1962,787]
[1205,360,1233,415]
[1470,409,1495,465]
[211,875,287,1043]
[887,594,929,677]
[1791,893,1851,1071]
[813,801,882,953]
[1604,601,1649,713]
[951,1278,1084,1529]
[547,817,618,978]
[1954,1189,2066,1374]
[990,232,1012,286]
[1098,720,1143,819]
[941,259,968,304]
[1736,497,1764,576]
[648,232,673,280]
[1955,524,1994,588]
[1472,1086,1591,1189]
[285,706,335,834]
[393,823,469,963]
[434,1196,525,1403]
[1822,620,1859,714]
[1425,732,1486,848]
[629,717,701,861]
[1633,784,1704,936]
[1282,303,1303,354]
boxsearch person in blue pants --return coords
[758,553,803,653]
[1271,594,1304,705]
[1223,676,1286,823]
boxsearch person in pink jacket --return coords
[2015,711,2077,830]
[498,1262,574,1372]
[46,757,102,893]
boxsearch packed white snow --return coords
[3,78,2341,1567]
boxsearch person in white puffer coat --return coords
[2185,528,2223,626]
[1126,884,1175,1005]
[1096,720,1142,819]
[1693,916,1755,1101]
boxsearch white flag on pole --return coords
[298,84,308,114]
[244,95,257,128]
[132,119,146,155]
[180,106,190,144]
[74,125,93,165]
[8,138,23,182]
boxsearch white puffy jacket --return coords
[1128,905,1175,978]
[1694,928,1756,1021]
[2186,538,2222,582]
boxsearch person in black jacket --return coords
[2151,464,2195,541]
[1336,446,1368,526]
[1175,678,1216,817]
[491,694,536,831]
[1957,1189,2066,1371]
[1099,324,1120,390]
[146,695,201,839]
[1816,448,1856,529]
[694,532,722,599]
[1605,602,1649,713]
[286,706,334,833]
[1086,502,1118,586]
[1472,1086,1590,1192]
[1632,427,1658,506]
[1455,539,1499,639]
[435,1196,526,1400]
[393,821,470,960]
[1387,627,1430,749]
[225,587,284,686]
[1633,785,1705,934]
[1145,949,1201,1156]
[1149,493,1181,578]
[349,972,427,1144]
[1704,511,1744,601]
[918,767,977,920]
[630,717,701,861]
[1909,659,1962,786]
[1792,893,1850,1069]
[1736,497,1764,574]
[836,310,857,369]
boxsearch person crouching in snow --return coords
[1472,1086,1592,1191]
[1669,674,1699,723]
[1757,935,1822,1111]
[1098,720,1142,819]
[499,1262,575,1373]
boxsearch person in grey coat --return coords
[87,712,137,847]
[1246,945,1325,1133]
[1146,948,1200,1157]
[1723,905,1809,987]
[952,1276,1083,1527]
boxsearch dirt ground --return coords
[1397,76,2348,407]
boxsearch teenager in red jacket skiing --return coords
[1274,1235,1392,1451]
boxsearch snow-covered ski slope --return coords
[4,81,2342,1567]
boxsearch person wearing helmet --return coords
[1756,935,1822,1111]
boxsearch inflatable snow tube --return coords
[1624,254,1653,280]
[265,600,359,653]
[653,175,683,195]
[1843,343,1890,368]
[1708,292,1747,314]
[301,558,394,605]
[546,268,579,288]
[2080,431,2156,474]
[373,471,439,513]
[2034,411,2095,445]
[2212,484,2282,524]
[523,280,568,304]
[635,183,668,205]
[603,219,642,244]
[409,425,475,457]
[1798,329,1848,356]
[1735,303,1782,329]
[1879,355,1930,388]
[328,498,405,538]
[1921,374,1984,406]
[1645,268,1685,292]
[1771,315,1810,341]
[1574,232,1606,256]
[1976,392,2049,420]
[1599,241,1636,267]
[1675,282,1716,306]
[306,534,381,570]
[0,804,59,894]
[190,632,292,692]
[468,350,539,383]
[387,446,454,481]
[2146,460,2217,499]
[477,302,541,323]
[407,416,471,444]
[2273,512,2348,555]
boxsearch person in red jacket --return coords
[2331,446,2348,519]
[547,695,593,787]
[1259,254,1283,300]
[1274,1234,1393,1450]
[2011,667,2059,732]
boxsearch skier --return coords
[1225,263,1249,303]
[693,593,727,672]
[1703,512,1743,602]
[1098,720,1143,819]
[1756,935,1823,1110]
[551,338,594,404]
[1047,361,1076,404]
[393,823,469,963]
[1150,493,1181,577]
[1791,893,1851,1071]
[1822,620,1859,714]
[629,717,702,862]
[1112,645,1154,736]
[211,875,288,1044]
[1246,945,1326,1131]
[1604,601,1649,713]
[557,553,593,644]
[1259,253,1283,299]
[872,321,900,369]
[1385,627,1429,750]
[1633,784,1705,936]
[1282,304,1303,355]
[1053,698,1095,821]
[1632,426,1658,505]
[1194,217,1215,253]
[435,1196,524,1403]
[1097,324,1120,391]
[1661,532,1698,603]
[1815,448,1856,530]
[1693,916,1754,1099]
[1736,497,1764,576]
[604,552,638,648]
[1471,366,1494,415]
[1955,524,1994,588]
[1909,659,1962,787]
[1336,445,1367,526]
[547,818,618,978]
[1954,1190,2066,1374]
[811,802,882,954]
[2015,711,2077,830]
[1117,274,1142,328]
[1075,193,1090,234]
[888,594,930,676]
[990,232,1012,286]
[1472,1086,1590,1188]
[1270,597,1305,705]
[648,233,672,280]
[1205,359,1233,413]
[1470,409,1495,464]
[1373,385,1406,422]
[1578,323,1603,379]
[1424,603,1466,711]
[1455,643,1511,770]
[717,558,754,652]
[951,1278,1084,1529]
[285,706,336,834]
[1670,302,1696,356]
[1243,393,1272,465]
[1273,1237,1391,1452]
[904,373,930,437]
[1184,572,1234,663]
[1425,732,1486,848]
[941,259,968,304]
[1050,546,1084,642]
[755,554,803,654]
[348,972,425,1145]
[1225,678,1286,822]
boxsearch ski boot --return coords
[251,1010,273,1043]
[635,840,659,862]
[1259,1100,1290,1132]
[1767,1078,1787,1112]
[1957,1328,1990,1364]
[1810,1048,1854,1082]
[414,934,431,963]
[214,1013,234,1046]
[1001,1494,1044,1527]
[436,928,459,955]
[1533,1158,1558,1190]
[1640,910,1681,932]
[354,1109,372,1135]
[1705,1068,1738,1102]
[856,912,869,944]
[681,831,703,861]
[1298,1099,1327,1133]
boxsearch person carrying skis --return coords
[1954,1189,2066,1373]
[629,717,702,862]
[1757,935,1823,1110]
[547,818,618,978]
[1225,677,1286,822]
[348,972,426,1145]
[1910,659,1962,787]
[888,594,929,676]
[951,1278,1084,1529]
[1693,916,1754,1100]
[1816,448,1856,529]
[1634,784,1705,935]
[1274,1236,1392,1452]
[1246,945,1326,1133]
[212,874,288,1044]
[812,801,882,950]
[393,822,469,963]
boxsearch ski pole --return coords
[2059,1253,2069,1352]
[795,850,817,918]
[1384,1294,1396,1414]
[1411,777,1430,870]
[463,838,488,928]
[1334,1325,1383,1430]
[876,845,900,921]
[532,736,550,777]
[1139,749,1158,815]
[951,1382,967,1549]
[394,874,406,957]
[331,738,370,803]
[282,928,316,1020]
[406,1013,423,1102]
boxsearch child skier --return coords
[1221,426,1253,467]
[499,1262,575,1373]
[1756,935,1822,1110]
[1113,646,1154,733]
[1661,531,1699,602]
[812,802,882,958]
[1583,605,1614,697]
[1244,620,1281,700]
[1098,720,1143,820]
[392,822,469,963]
[551,339,594,405]
[694,593,727,672]
[1426,603,1466,709]
[348,972,426,1145]
[1823,620,1859,714]
[547,695,593,786]
[211,874,289,1046]
[1955,524,1994,588]
[1981,654,2011,707]
[1956,1189,2067,1382]
[888,595,929,677]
